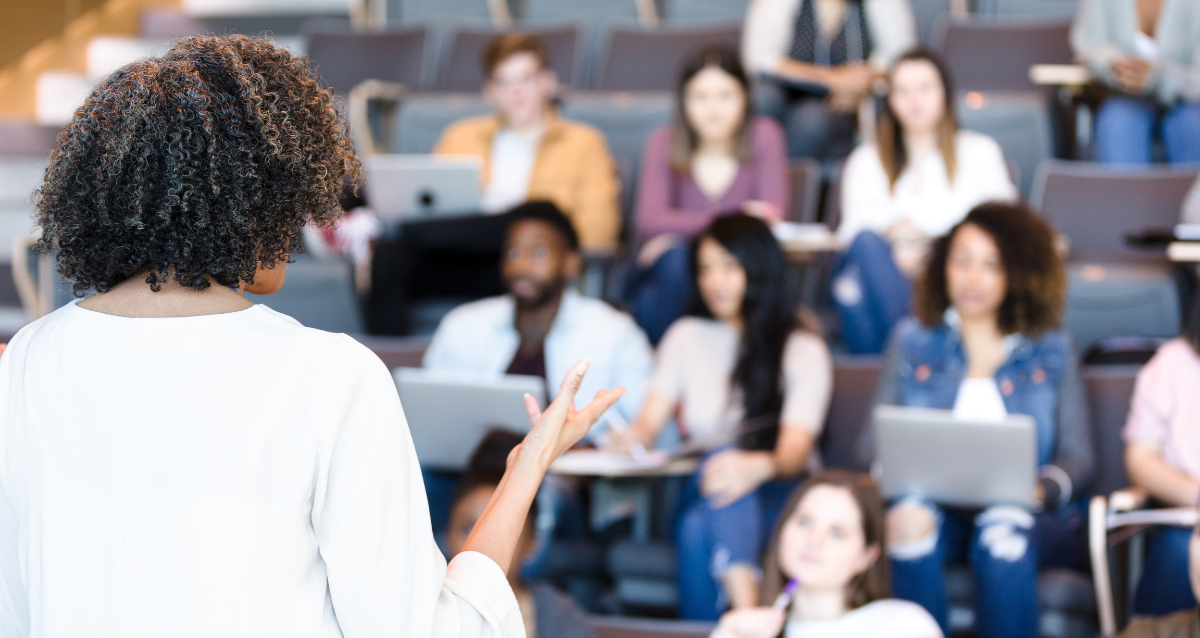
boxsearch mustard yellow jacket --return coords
[433,113,621,249]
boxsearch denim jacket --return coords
[858,317,1096,504]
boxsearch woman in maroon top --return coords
[628,45,790,343]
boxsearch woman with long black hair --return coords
[612,212,833,620]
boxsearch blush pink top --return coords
[1122,338,1200,480]
[634,116,790,240]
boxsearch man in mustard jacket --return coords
[434,34,621,251]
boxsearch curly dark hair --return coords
[915,202,1065,337]
[35,34,362,294]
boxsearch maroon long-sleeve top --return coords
[634,116,790,240]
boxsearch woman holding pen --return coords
[610,212,832,620]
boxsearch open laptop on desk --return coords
[363,154,482,223]
[394,367,545,471]
[873,405,1037,508]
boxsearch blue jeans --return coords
[628,243,692,345]
[674,459,799,620]
[1094,96,1200,164]
[832,232,912,354]
[1133,526,1197,615]
[889,502,1082,638]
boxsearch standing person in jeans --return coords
[832,50,1016,354]
[628,44,789,344]
[609,213,833,620]
[366,33,620,335]
[857,203,1096,638]
[1120,291,1200,616]
[742,0,916,160]
[1071,0,1200,164]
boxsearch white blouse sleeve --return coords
[312,337,524,638]
[742,0,799,75]
[968,134,1020,204]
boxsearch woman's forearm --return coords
[459,448,547,574]
[776,59,832,86]
[1126,443,1200,507]
[770,427,815,479]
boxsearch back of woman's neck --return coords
[77,273,252,318]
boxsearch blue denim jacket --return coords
[861,317,1095,498]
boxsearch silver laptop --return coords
[394,367,546,471]
[873,405,1037,508]
[363,154,482,223]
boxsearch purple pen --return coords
[771,578,799,612]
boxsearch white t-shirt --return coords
[0,301,522,638]
[481,128,539,213]
[837,130,1018,243]
[953,377,1009,422]
[784,599,943,638]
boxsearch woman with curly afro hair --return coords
[0,34,621,638]
[855,202,1095,638]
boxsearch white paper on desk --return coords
[551,450,672,474]
[772,222,832,242]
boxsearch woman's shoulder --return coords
[848,599,943,637]
[749,116,786,143]
[785,329,832,361]
[1142,338,1200,373]
[842,141,886,179]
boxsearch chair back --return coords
[590,616,716,638]
[956,90,1054,198]
[591,24,740,90]
[303,21,429,94]
[663,0,749,25]
[560,90,674,182]
[393,93,492,153]
[437,24,583,90]
[245,256,365,334]
[936,17,1072,92]
[992,0,1079,19]
[1031,161,1200,262]
[788,159,821,224]
[819,356,882,471]
[1083,365,1140,497]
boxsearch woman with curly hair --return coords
[855,203,1095,638]
[0,35,621,638]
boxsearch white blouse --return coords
[784,599,943,638]
[0,302,522,638]
[837,130,1018,243]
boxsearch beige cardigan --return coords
[1071,0,1200,104]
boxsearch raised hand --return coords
[518,360,625,469]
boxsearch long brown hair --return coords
[760,470,890,611]
[669,44,754,174]
[876,49,958,191]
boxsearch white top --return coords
[0,302,523,638]
[838,130,1018,242]
[650,317,833,445]
[423,290,654,434]
[783,599,943,638]
[481,129,538,213]
[953,378,1009,422]
[741,0,917,75]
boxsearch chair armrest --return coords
[1029,64,1093,88]
[1110,487,1148,513]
